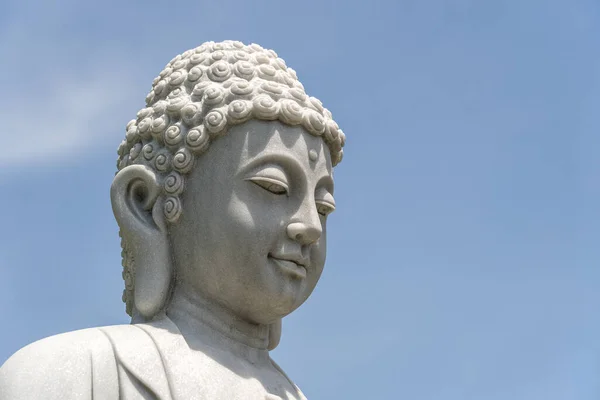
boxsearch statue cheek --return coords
[226,197,258,231]
[227,191,287,234]
[311,241,327,272]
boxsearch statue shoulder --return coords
[270,358,309,400]
[0,325,139,400]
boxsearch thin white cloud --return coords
[0,1,143,170]
[1,70,140,167]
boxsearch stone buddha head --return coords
[111,40,345,350]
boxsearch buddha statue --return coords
[0,40,345,400]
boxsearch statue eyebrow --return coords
[237,152,304,180]
[316,174,335,195]
[238,151,334,195]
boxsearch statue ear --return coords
[268,319,282,350]
[111,165,171,320]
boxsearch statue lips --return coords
[268,253,308,279]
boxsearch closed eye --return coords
[316,191,335,216]
[316,200,335,216]
[248,177,289,195]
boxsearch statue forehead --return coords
[209,120,331,172]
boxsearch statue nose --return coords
[287,221,321,245]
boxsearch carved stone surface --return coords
[0,40,345,400]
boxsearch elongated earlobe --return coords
[111,165,171,319]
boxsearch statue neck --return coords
[166,286,271,360]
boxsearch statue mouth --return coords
[268,255,307,279]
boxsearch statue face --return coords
[169,120,335,324]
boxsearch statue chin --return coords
[0,40,344,400]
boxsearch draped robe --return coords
[0,316,307,400]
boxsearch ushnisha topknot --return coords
[116,40,345,315]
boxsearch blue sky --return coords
[1,0,599,398]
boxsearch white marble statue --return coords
[0,40,345,400]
